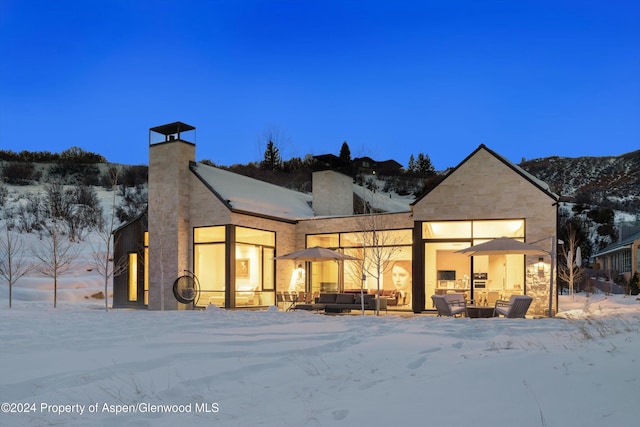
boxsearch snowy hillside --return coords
[520,150,640,214]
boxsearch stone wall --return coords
[312,170,353,216]
[148,140,195,310]
[413,147,558,316]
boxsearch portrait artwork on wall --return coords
[236,258,250,279]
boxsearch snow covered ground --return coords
[1,263,639,427]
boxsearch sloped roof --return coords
[412,144,559,206]
[190,163,314,220]
[593,229,640,257]
[190,162,413,221]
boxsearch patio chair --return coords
[493,295,532,318]
[431,294,467,317]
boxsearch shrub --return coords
[48,163,101,185]
[116,185,148,223]
[2,162,41,185]
[120,165,148,188]
[630,272,640,296]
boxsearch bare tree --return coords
[558,223,584,297]
[33,219,79,308]
[354,212,404,315]
[0,219,35,307]
[90,165,126,311]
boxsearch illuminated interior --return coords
[128,253,137,301]
[194,226,226,307]
[423,219,526,309]
[235,226,275,307]
[306,229,413,308]
[193,225,276,308]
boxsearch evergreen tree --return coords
[407,154,416,173]
[416,153,435,176]
[261,141,282,171]
[339,141,351,164]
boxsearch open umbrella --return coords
[276,247,358,294]
[456,237,549,307]
[275,246,358,261]
[455,237,547,256]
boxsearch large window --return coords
[194,226,226,307]
[194,225,276,308]
[423,219,526,310]
[622,250,631,273]
[306,229,413,308]
[235,226,275,307]
[128,253,138,302]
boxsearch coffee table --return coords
[466,305,496,318]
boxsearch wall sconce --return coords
[538,257,544,275]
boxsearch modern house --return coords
[113,122,560,316]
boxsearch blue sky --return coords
[1,0,638,170]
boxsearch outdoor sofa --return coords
[295,293,387,313]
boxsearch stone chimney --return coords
[312,170,353,216]
[147,122,195,310]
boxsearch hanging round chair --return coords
[172,271,201,308]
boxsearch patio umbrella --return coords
[275,246,358,262]
[456,237,549,305]
[455,237,547,256]
[275,247,358,293]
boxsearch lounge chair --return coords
[431,294,467,317]
[493,295,532,318]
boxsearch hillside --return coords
[518,150,640,215]
[2,148,639,258]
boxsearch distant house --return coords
[113,122,559,316]
[593,229,640,282]
[376,159,403,175]
[352,156,403,176]
[312,154,352,175]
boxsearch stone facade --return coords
[148,139,195,310]
[412,146,558,315]
[312,170,353,216]
[125,128,559,316]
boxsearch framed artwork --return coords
[236,258,250,279]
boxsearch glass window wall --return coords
[235,227,275,307]
[423,219,526,310]
[194,226,226,307]
[306,229,413,308]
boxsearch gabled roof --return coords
[190,162,314,221]
[412,144,559,206]
[593,229,640,257]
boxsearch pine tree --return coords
[339,141,351,164]
[261,141,282,171]
[416,153,435,176]
[407,154,416,173]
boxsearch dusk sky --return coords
[1,0,638,170]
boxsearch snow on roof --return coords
[191,163,315,220]
[191,163,413,221]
